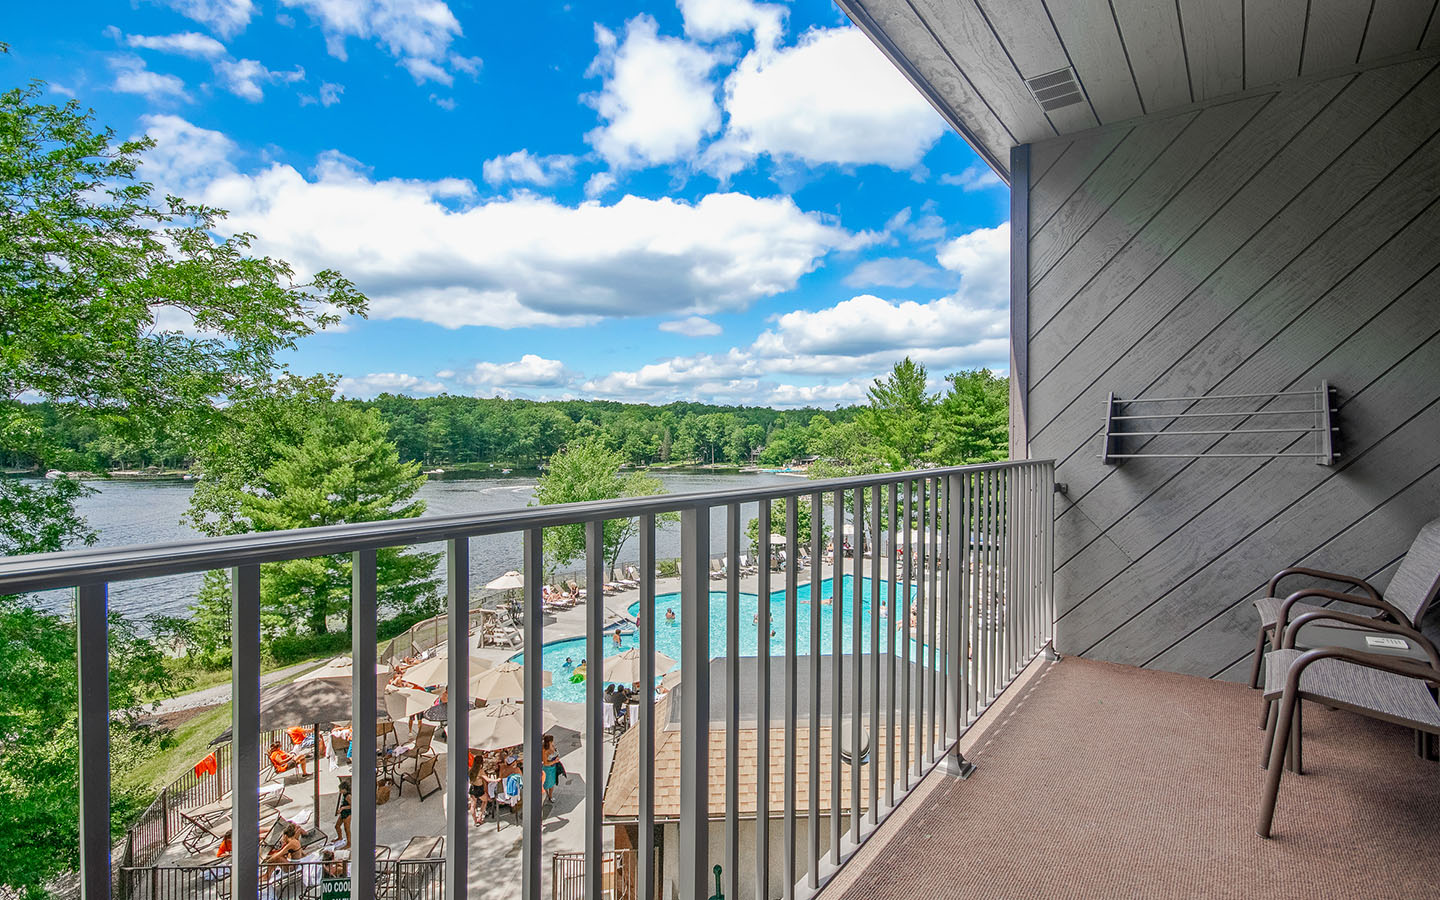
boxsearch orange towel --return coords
[194,752,217,778]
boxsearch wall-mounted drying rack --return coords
[1100,381,1337,466]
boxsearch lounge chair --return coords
[398,755,442,801]
[1247,516,1440,690]
[1257,610,1440,837]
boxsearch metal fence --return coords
[119,859,444,900]
[553,850,636,900]
[0,459,1054,900]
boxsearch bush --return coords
[657,558,679,577]
[267,630,351,665]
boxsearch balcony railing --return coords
[0,459,1054,900]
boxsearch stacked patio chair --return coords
[1247,516,1440,691]
[1256,608,1440,837]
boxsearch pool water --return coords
[513,575,922,703]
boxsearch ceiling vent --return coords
[1025,67,1084,112]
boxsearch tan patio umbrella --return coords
[485,570,525,590]
[469,660,552,701]
[384,686,438,718]
[401,653,492,689]
[296,655,390,696]
[467,702,558,751]
[658,669,684,693]
[603,648,677,684]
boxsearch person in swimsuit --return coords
[541,734,560,802]
[334,778,352,849]
[263,822,303,882]
[665,608,677,624]
[469,757,488,825]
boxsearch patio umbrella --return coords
[401,653,492,689]
[295,655,390,696]
[209,678,382,828]
[384,686,438,718]
[768,534,788,545]
[485,570,525,590]
[469,660,552,701]
[603,648,677,684]
[658,669,684,693]
[467,702,558,750]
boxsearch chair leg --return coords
[1288,701,1303,775]
[1260,700,1279,769]
[1257,690,1299,837]
[1259,695,1273,731]
[1249,625,1270,690]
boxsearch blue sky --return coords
[4,0,1010,407]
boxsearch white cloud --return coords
[109,55,189,101]
[940,164,1003,191]
[844,257,941,289]
[139,114,238,196]
[430,94,456,110]
[167,129,868,330]
[125,31,228,58]
[458,355,573,391]
[49,83,77,98]
[936,222,1009,307]
[215,58,305,101]
[585,16,721,170]
[582,222,1011,405]
[584,172,616,198]
[659,315,722,337]
[279,0,474,85]
[678,0,786,51]
[336,372,445,398]
[301,81,345,107]
[702,27,946,177]
[482,151,579,188]
[161,0,255,38]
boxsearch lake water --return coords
[25,470,802,620]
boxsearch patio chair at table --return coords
[377,720,398,750]
[493,776,523,830]
[394,722,437,767]
[1247,516,1440,691]
[397,755,442,801]
[1257,612,1440,837]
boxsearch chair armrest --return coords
[1274,587,1407,632]
[1282,609,1440,670]
[1267,566,1381,603]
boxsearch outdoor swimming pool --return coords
[512,574,921,703]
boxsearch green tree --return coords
[534,436,676,576]
[859,357,935,467]
[931,369,1009,464]
[199,403,441,636]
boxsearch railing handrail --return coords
[0,460,1052,594]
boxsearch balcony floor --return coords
[824,657,1440,900]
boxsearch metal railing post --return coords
[77,582,112,900]
[231,565,261,900]
[585,520,605,900]
[679,506,711,900]
[724,503,740,900]
[638,514,657,900]
[755,501,771,900]
[445,537,469,900]
[351,550,378,900]
[522,527,544,900]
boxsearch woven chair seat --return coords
[1264,649,1440,730]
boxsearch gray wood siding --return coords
[1023,54,1440,680]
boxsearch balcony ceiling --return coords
[836,0,1440,181]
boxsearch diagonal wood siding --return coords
[1023,54,1440,680]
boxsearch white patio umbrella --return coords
[401,653,492,689]
[384,686,438,718]
[469,660,552,701]
[768,534,788,545]
[485,570,525,590]
[467,702,558,750]
[603,648,677,684]
[658,669,684,693]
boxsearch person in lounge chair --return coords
[269,740,308,777]
[263,822,303,882]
